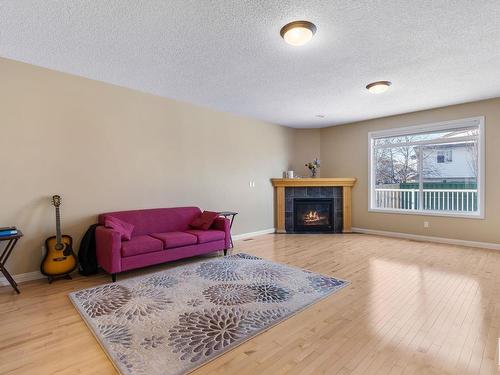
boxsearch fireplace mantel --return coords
[271,178,356,233]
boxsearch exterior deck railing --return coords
[374,188,478,212]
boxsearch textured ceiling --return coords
[1,1,499,128]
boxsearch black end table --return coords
[0,230,23,294]
[218,212,237,248]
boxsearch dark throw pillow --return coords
[189,211,219,230]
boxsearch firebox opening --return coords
[293,198,334,233]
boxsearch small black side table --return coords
[218,212,238,248]
[0,230,23,294]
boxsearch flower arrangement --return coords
[305,158,320,178]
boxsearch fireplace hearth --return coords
[294,198,334,232]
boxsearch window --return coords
[369,117,484,218]
[436,150,452,163]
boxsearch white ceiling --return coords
[1,1,499,128]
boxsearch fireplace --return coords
[271,178,355,233]
[293,198,334,232]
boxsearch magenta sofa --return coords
[95,207,230,281]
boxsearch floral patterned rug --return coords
[69,253,349,375]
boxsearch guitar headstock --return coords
[52,195,62,207]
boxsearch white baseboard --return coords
[352,227,500,251]
[0,270,45,287]
[232,228,275,241]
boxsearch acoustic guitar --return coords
[41,195,77,282]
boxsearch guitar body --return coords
[41,235,77,277]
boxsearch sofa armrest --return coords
[95,226,122,274]
[212,217,231,249]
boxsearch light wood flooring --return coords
[0,234,499,374]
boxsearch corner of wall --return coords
[290,128,321,177]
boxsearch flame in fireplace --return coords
[303,210,322,223]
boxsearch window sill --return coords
[368,208,484,220]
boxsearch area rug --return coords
[69,253,349,375]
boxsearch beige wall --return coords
[320,98,500,244]
[0,58,296,275]
[290,129,321,177]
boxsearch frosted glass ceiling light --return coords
[280,21,317,46]
[366,81,392,94]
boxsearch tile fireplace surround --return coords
[270,178,357,234]
[287,188,342,233]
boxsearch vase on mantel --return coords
[305,158,320,178]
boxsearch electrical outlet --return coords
[424,221,430,228]
[41,245,45,256]
[249,181,256,188]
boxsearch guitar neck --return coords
[55,206,62,245]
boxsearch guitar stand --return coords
[47,274,72,284]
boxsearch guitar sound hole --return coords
[55,244,64,250]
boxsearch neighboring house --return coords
[422,142,477,182]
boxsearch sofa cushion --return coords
[121,235,163,257]
[185,229,225,244]
[105,216,134,241]
[150,232,198,249]
[189,211,219,230]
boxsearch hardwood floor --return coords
[0,234,499,374]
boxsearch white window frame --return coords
[368,116,485,219]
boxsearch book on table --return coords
[0,226,18,237]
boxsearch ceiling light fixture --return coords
[280,20,317,46]
[366,81,392,94]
